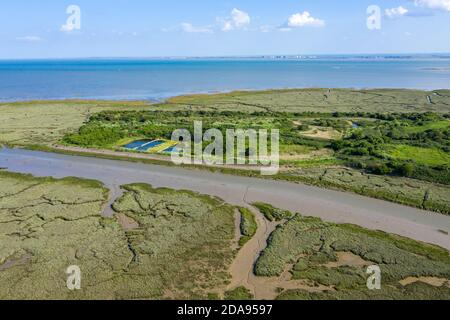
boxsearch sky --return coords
[0,0,449,59]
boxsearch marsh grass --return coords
[251,206,450,300]
[383,144,450,167]
[238,207,257,246]
[0,173,237,299]
[252,202,293,222]
[224,286,254,300]
[110,183,236,299]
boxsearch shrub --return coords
[238,207,257,246]
[253,202,293,222]
[63,124,124,147]
[224,287,253,300]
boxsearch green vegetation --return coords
[0,171,125,300]
[1,89,449,214]
[62,109,299,151]
[0,172,236,299]
[109,183,236,299]
[1,171,449,300]
[164,88,450,114]
[238,207,257,246]
[252,209,450,300]
[224,286,254,300]
[403,120,449,133]
[332,113,449,185]
[63,124,125,148]
[253,203,292,222]
[277,282,450,300]
[383,144,450,167]
[0,100,150,147]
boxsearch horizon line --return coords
[1,52,450,61]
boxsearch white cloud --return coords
[181,23,214,34]
[221,20,234,32]
[287,12,325,28]
[221,8,251,31]
[413,0,450,11]
[385,6,409,18]
[231,8,250,27]
[16,36,43,42]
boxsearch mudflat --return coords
[1,147,449,249]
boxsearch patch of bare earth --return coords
[116,213,139,231]
[245,264,334,300]
[300,126,342,140]
[324,252,372,268]
[399,277,450,287]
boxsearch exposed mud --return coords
[102,185,125,217]
[227,206,334,300]
[0,254,31,272]
[1,147,449,250]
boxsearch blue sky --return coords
[1,0,449,58]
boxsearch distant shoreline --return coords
[1,87,450,104]
[1,53,450,61]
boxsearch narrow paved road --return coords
[1,147,449,249]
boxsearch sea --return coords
[0,55,450,102]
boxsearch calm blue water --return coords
[0,58,450,102]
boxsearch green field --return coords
[403,120,450,133]
[384,145,450,166]
[0,100,151,146]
